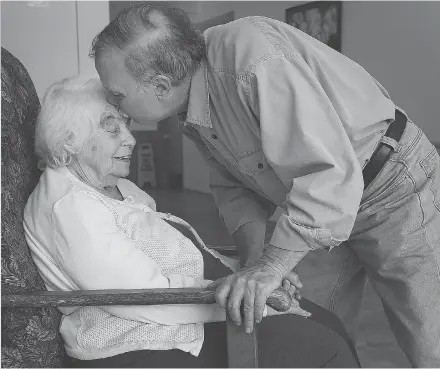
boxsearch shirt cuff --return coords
[269,213,342,252]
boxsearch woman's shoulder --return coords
[25,166,74,215]
[24,167,110,235]
[117,178,141,193]
[30,167,111,214]
[117,178,157,211]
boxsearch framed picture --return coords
[286,1,342,52]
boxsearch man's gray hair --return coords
[90,1,206,87]
[35,76,109,169]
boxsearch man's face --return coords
[95,49,166,126]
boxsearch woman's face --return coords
[77,104,136,188]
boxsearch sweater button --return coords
[211,134,218,139]
[258,162,264,170]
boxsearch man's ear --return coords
[152,75,171,101]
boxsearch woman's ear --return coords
[63,143,81,166]
[152,75,171,101]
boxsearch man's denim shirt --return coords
[178,16,396,252]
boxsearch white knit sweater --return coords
[23,166,239,360]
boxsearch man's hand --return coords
[282,271,303,301]
[208,246,309,333]
[208,263,303,333]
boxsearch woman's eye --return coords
[102,119,120,133]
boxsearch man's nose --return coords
[106,95,119,107]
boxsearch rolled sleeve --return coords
[253,54,364,251]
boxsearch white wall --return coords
[342,1,440,142]
[178,1,440,192]
[77,1,110,77]
[1,1,79,99]
[1,1,110,99]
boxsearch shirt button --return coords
[258,162,264,170]
[211,134,218,139]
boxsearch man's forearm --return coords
[258,245,309,276]
[232,220,266,267]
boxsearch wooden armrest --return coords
[2,287,291,311]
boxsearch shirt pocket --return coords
[237,148,270,176]
[236,147,289,208]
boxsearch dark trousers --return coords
[66,248,360,368]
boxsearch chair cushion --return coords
[1,48,65,368]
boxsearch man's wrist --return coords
[232,220,266,267]
[258,245,309,276]
[243,249,264,267]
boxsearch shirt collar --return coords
[178,59,212,129]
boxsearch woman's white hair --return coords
[35,75,111,169]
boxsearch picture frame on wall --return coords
[286,1,342,52]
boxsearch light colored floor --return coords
[148,188,411,368]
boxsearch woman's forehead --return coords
[99,105,130,126]
[84,88,126,122]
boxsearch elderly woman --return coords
[23,76,359,368]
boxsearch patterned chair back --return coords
[1,48,65,367]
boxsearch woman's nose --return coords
[122,125,136,147]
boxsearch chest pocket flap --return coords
[238,149,270,176]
